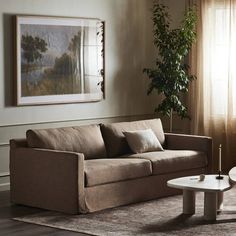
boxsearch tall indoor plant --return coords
[143,2,197,131]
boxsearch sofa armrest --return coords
[164,133,213,173]
[10,145,86,214]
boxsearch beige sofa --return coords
[10,118,212,214]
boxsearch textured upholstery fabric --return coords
[101,119,165,157]
[124,129,163,153]
[26,124,106,159]
[165,133,212,152]
[84,168,205,212]
[10,121,212,214]
[10,146,85,214]
[123,150,207,175]
[84,158,152,187]
[165,133,213,173]
[10,139,28,148]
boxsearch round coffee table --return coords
[167,175,231,220]
[229,167,236,184]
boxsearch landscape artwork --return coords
[15,16,104,105]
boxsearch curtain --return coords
[189,0,236,172]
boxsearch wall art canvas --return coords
[15,15,104,105]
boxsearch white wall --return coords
[0,0,186,191]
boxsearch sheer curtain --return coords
[190,0,236,172]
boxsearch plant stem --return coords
[170,108,173,132]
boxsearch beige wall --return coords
[165,0,187,28]
[0,0,186,190]
[0,0,157,126]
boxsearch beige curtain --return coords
[189,0,236,172]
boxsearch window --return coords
[206,2,236,116]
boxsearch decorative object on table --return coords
[143,2,197,132]
[199,174,205,181]
[216,144,224,180]
[14,15,105,106]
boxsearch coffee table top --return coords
[167,175,231,192]
[229,167,236,183]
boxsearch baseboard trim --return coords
[0,183,10,191]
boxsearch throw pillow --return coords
[123,129,164,154]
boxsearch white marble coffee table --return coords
[167,175,231,220]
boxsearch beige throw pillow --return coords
[123,129,164,154]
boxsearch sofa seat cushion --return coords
[101,118,165,157]
[84,158,152,187]
[123,150,207,175]
[26,125,106,160]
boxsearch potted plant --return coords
[143,2,197,132]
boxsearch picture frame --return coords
[14,15,105,106]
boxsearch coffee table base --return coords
[183,190,195,214]
[183,190,224,221]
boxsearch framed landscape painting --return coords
[14,15,105,106]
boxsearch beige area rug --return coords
[14,186,236,236]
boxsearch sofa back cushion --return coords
[26,124,107,159]
[101,119,165,157]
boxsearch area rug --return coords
[13,186,236,236]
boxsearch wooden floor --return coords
[0,191,90,236]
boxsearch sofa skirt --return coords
[83,167,206,213]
